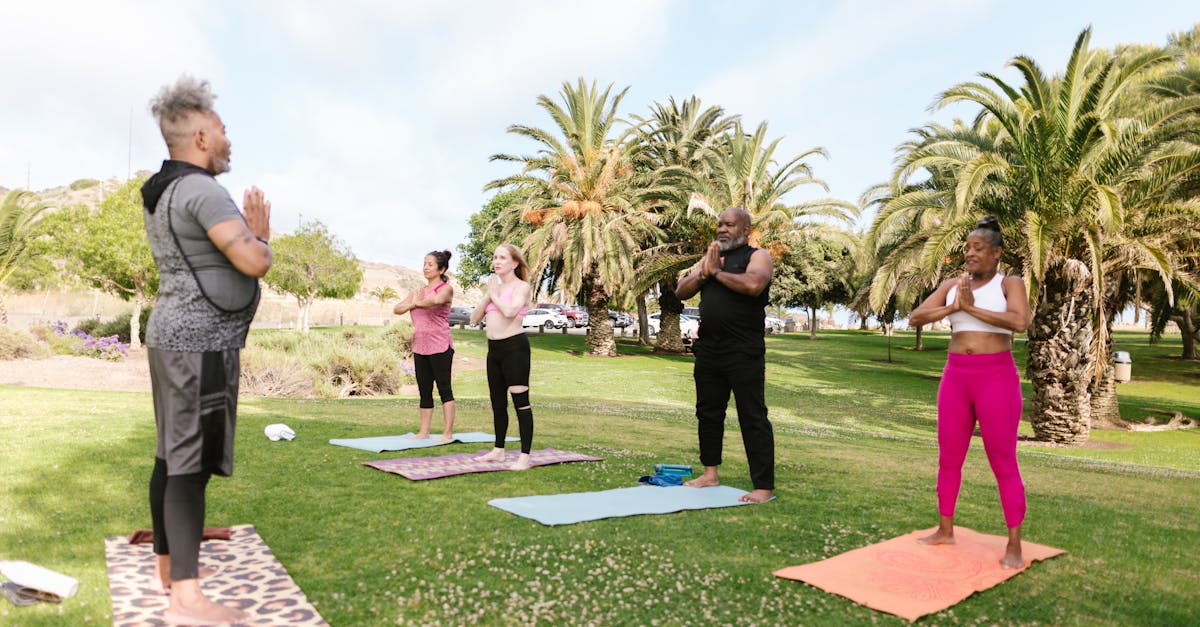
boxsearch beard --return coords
[210,156,231,175]
[717,233,748,252]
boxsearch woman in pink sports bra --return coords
[394,250,456,442]
[908,216,1032,570]
[469,243,536,470]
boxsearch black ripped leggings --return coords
[486,334,533,453]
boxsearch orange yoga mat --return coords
[774,527,1065,622]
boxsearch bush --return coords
[240,322,414,398]
[0,327,49,360]
[69,178,100,191]
[239,346,315,398]
[75,307,151,344]
[31,322,127,361]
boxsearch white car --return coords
[521,308,568,330]
[647,313,699,338]
[765,316,785,334]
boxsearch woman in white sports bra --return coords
[908,216,1032,569]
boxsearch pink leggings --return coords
[936,351,1026,528]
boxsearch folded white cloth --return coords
[0,560,78,599]
[264,423,296,441]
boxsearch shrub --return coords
[32,322,127,361]
[0,327,49,360]
[69,178,100,191]
[240,322,414,398]
[74,308,151,344]
[239,346,315,398]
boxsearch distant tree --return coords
[457,190,527,287]
[0,191,51,325]
[264,220,362,332]
[772,229,855,339]
[50,179,158,347]
[368,285,399,304]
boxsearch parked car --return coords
[682,306,700,320]
[647,313,699,338]
[764,316,785,334]
[448,306,473,327]
[536,303,588,328]
[608,310,634,328]
[522,308,568,330]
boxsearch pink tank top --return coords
[484,284,529,317]
[410,282,452,355]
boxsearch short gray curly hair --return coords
[148,75,218,150]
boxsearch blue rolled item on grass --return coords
[638,473,684,487]
[654,463,693,476]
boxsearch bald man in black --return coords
[675,207,775,503]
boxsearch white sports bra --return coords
[946,273,1012,335]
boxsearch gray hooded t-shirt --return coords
[144,174,260,351]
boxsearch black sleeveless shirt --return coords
[696,244,769,357]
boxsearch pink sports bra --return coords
[484,284,529,317]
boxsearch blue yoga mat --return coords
[489,485,760,525]
[329,432,516,453]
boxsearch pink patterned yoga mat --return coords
[363,448,603,480]
[105,524,327,626]
[774,527,1065,622]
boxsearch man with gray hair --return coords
[675,207,775,503]
[140,75,272,625]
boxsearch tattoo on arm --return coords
[219,229,256,252]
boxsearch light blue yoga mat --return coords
[489,485,759,526]
[329,432,516,453]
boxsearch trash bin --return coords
[784,318,796,333]
[1114,351,1132,383]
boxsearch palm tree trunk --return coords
[914,325,924,351]
[636,293,650,346]
[653,277,685,353]
[0,293,7,326]
[1089,313,1122,428]
[1175,310,1197,360]
[583,275,616,357]
[1027,259,1094,444]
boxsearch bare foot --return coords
[1000,546,1025,569]
[435,433,454,443]
[476,448,506,462]
[405,432,431,440]
[164,579,246,625]
[152,559,216,595]
[739,489,773,503]
[684,469,720,488]
[917,529,956,545]
[509,453,532,471]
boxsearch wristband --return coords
[712,269,722,280]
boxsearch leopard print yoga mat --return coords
[105,524,327,626]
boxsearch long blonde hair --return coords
[497,243,529,281]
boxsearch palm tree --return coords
[368,286,399,305]
[0,191,50,326]
[873,28,1200,443]
[626,96,737,352]
[485,79,665,357]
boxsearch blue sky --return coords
[1,0,1196,271]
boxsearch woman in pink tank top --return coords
[394,250,456,442]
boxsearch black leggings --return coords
[487,334,533,453]
[149,457,212,580]
[414,348,455,408]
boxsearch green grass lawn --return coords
[2,329,1197,625]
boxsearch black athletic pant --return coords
[487,334,533,453]
[414,347,455,408]
[694,351,775,490]
[149,457,212,581]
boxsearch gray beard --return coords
[211,155,231,175]
[718,234,747,252]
